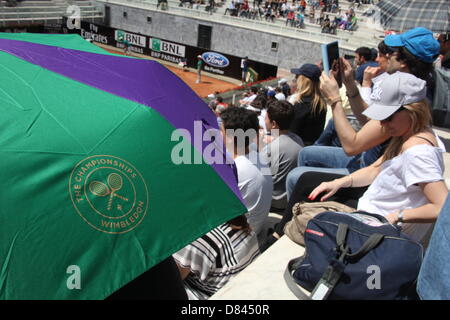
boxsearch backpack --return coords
[431,67,450,128]
[284,211,423,300]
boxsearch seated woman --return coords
[264,72,448,249]
[287,63,327,146]
[173,215,260,300]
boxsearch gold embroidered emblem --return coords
[69,155,149,234]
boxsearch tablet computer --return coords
[321,41,342,87]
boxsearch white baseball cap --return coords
[362,72,427,121]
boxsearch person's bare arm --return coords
[384,137,448,224]
[176,263,191,280]
[385,180,448,224]
[340,57,370,125]
[320,71,391,156]
[309,156,384,201]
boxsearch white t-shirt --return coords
[258,109,267,133]
[275,92,286,101]
[287,93,299,105]
[360,72,389,106]
[240,94,257,106]
[357,143,445,243]
[234,152,273,235]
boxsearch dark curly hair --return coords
[220,107,259,148]
[267,100,295,130]
[395,46,434,83]
[378,40,435,94]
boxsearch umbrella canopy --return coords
[0,33,247,299]
[376,0,450,33]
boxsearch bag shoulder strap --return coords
[336,223,385,261]
[284,256,312,300]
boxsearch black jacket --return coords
[289,96,326,146]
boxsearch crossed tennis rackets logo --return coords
[89,173,129,211]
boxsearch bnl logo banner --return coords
[150,38,186,57]
[115,30,146,48]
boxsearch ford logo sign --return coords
[201,52,229,68]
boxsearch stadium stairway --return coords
[0,0,104,24]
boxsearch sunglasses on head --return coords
[384,106,406,122]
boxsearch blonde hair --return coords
[292,75,327,115]
[382,99,432,162]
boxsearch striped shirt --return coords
[173,223,260,300]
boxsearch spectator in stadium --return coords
[316,7,325,25]
[263,100,304,210]
[331,0,338,12]
[249,3,264,19]
[295,10,305,28]
[299,0,306,12]
[266,89,277,105]
[219,107,273,236]
[224,0,237,15]
[239,86,258,106]
[279,1,288,17]
[157,0,168,10]
[334,8,343,25]
[274,87,286,101]
[284,28,441,200]
[264,4,276,22]
[279,78,291,97]
[346,14,358,31]
[247,93,268,133]
[308,5,315,23]
[328,15,338,34]
[288,63,327,146]
[338,10,349,29]
[173,213,259,299]
[216,96,229,112]
[437,33,450,69]
[321,15,331,33]
[371,48,378,61]
[265,72,447,250]
[207,0,215,14]
[320,28,439,156]
[354,46,379,84]
[305,72,447,244]
[286,9,295,26]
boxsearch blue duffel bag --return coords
[284,211,423,300]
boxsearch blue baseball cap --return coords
[291,63,321,82]
[384,27,440,63]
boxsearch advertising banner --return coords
[68,20,277,81]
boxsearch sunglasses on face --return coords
[384,106,406,122]
[379,45,399,56]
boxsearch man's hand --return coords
[362,66,383,87]
[340,57,355,86]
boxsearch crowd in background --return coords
[169,27,450,300]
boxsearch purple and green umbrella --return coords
[0,33,246,299]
